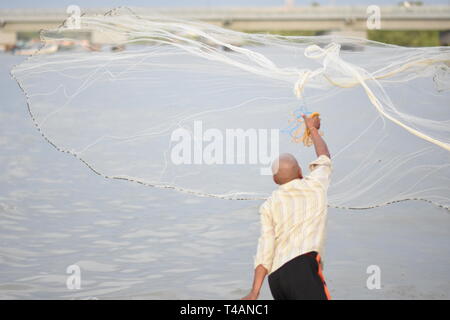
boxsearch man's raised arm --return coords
[302,114,330,159]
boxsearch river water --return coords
[1,53,449,299]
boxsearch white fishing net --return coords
[11,7,450,210]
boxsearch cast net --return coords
[11,7,450,210]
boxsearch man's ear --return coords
[273,175,280,185]
[298,167,303,179]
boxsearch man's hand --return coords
[241,265,267,300]
[302,113,330,158]
[241,290,259,300]
[302,113,320,130]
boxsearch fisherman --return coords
[242,114,332,300]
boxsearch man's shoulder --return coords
[259,191,278,213]
[306,155,332,190]
[261,194,273,207]
[310,154,331,166]
[308,154,332,173]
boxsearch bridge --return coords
[1,6,450,45]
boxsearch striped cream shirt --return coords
[254,155,332,275]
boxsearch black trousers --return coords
[268,251,330,300]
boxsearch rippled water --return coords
[1,54,449,299]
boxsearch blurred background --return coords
[0,0,450,54]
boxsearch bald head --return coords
[272,153,303,185]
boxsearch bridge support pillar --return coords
[0,30,16,46]
[440,30,450,46]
